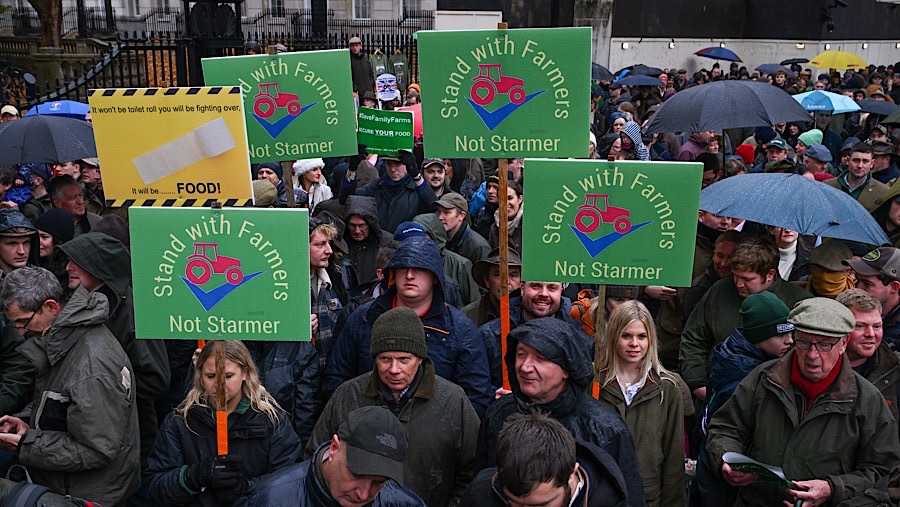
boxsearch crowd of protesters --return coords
[0,38,899,506]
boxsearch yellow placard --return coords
[88,86,253,206]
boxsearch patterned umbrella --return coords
[701,173,889,245]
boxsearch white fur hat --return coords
[292,158,325,175]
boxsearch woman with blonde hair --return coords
[594,300,685,507]
[147,340,300,506]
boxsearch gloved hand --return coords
[185,455,242,492]
[399,150,418,174]
[349,144,368,174]
[215,478,250,504]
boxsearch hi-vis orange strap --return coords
[216,411,229,455]
[591,382,600,400]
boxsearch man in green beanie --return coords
[306,307,480,507]
[695,291,794,505]
[707,297,900,507]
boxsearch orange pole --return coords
[498,158,511,390]
[497,21,512,391]
[214,341,228,455]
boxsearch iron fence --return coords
[1,8,431,108]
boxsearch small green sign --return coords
[357,108,414,155]
[202,49,357,162]
[130,207,310,340]
[522,159,702,286]
[418,27,591,158]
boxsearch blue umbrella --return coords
[694,47,742,62]
[24,100,90,120]
[700,173,888,245]
[792,90,860,114]
[755,64,791,75]
[617,74,660,87]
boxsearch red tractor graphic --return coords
[574,194,632,234]
[253,83,302,119]
[470,64,526,107]
[185,243,244,285]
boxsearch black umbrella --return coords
[0,115,96,165]
[618,75,661,87]
[643,80,812,134]
[856,99,900,116]
[591,63,614,81]
[615,64,665,77]
[780,58,809,65]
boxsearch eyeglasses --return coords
[12,308,38,330]
[347,223,368,230]
[794,338,842,352]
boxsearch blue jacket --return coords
[236,443,425,507]
[325,237,493,416]
[478,296,585,389]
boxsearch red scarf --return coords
[790,353,843,410]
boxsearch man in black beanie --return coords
[307,307,479,507]
[474,318,645,507]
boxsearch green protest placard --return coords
[522,159,702,286]
[418,27,591,158]
[130,207,310,340]
[357,108,414,155]
[202,49,356,162]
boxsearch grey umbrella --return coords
[700,172,889,245]
[0,114,96,165]
[643,80,812,134]
[883,109,900,126]
[856,99,900,116]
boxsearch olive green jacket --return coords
[679,276,811,389]
[706,351,900,506]
[597,370,685,507]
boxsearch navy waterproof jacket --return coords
[701,328,775,435]
[247,341,320,447]
[325,237,493,416]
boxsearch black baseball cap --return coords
[337,406,408,485]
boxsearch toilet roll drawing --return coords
[132,117,236,184]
